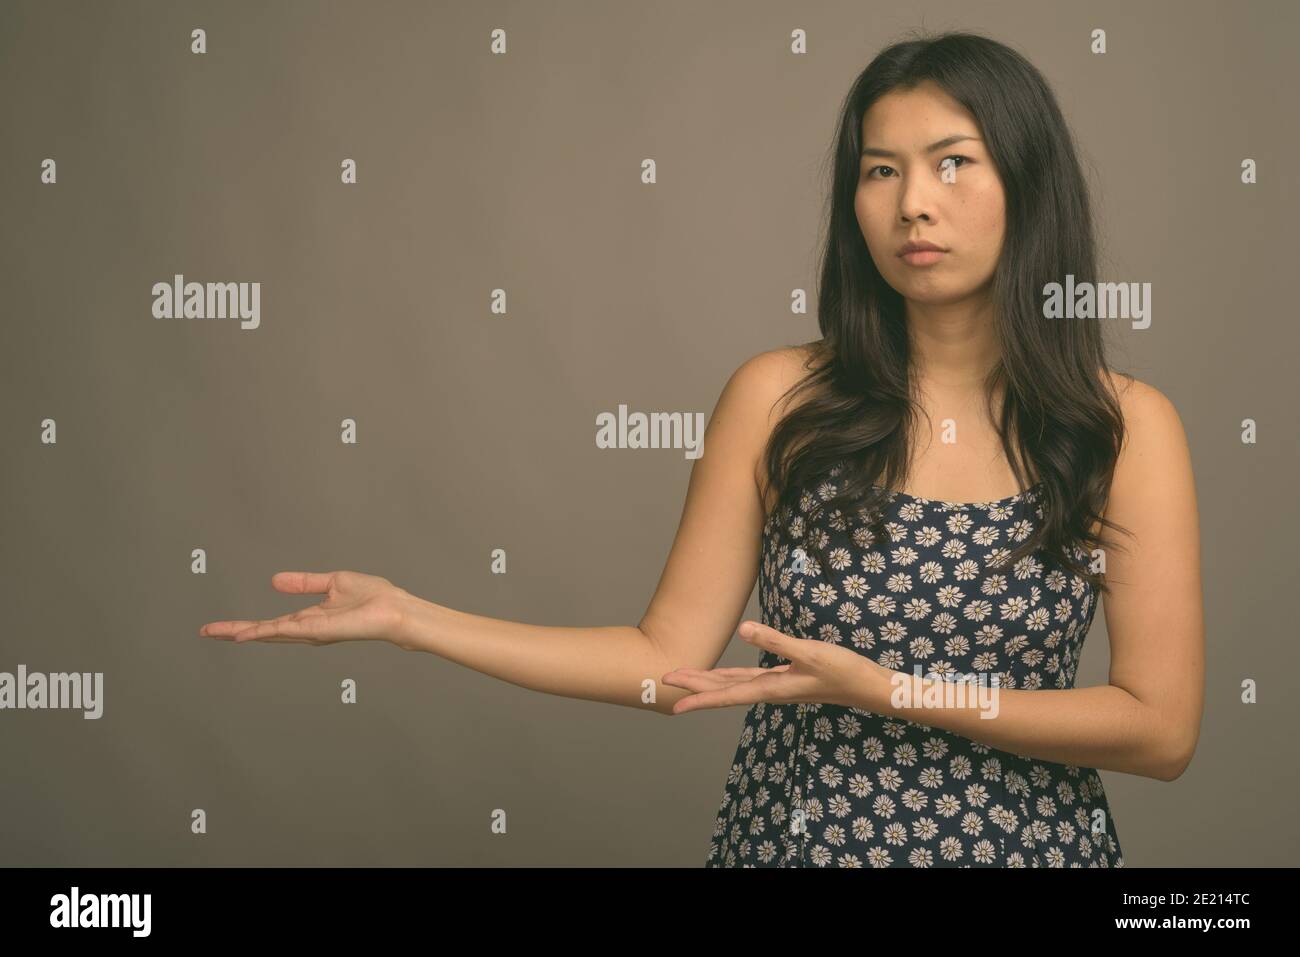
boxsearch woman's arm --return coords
[201,348,811,717]
[391,349,807,715]
[850,375,1205,780]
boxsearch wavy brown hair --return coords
[763,31,1132,595]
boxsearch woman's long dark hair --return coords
[764,30,1131,595]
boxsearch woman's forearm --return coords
[857,666,1188,781]
[393,592,683,716]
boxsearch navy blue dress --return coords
[706,462,1125,867]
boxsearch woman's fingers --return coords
[705,665,791,679]
[661,670,734,692]
[671,679,774,714]
[199,573,333,638]
[667,664,807,713]
[201,605,331,641]
[662,668,761,691]
[232,612,317,642]
[199,619,259,638]
[270,571,336,595]
[664,665,789,681]
[201,570,406,647]
[661,664,792,693]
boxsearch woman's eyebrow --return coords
[860,134,981,158]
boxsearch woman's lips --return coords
[901,250,946,266]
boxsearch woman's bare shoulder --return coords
[732,342,823,407]
[718,343,823,512]
[1098,368,1194,522]
[1100,369,1183,442]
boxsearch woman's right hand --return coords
[198,570,413,649]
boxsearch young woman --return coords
[199,32,1205,868]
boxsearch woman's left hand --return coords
[662,620,884,715]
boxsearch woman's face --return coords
[855,80,1006,305]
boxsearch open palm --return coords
[198,570,408,647]
[662,621,880,714]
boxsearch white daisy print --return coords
[707,466,1123,868]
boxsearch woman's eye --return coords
[864,155,971,179]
